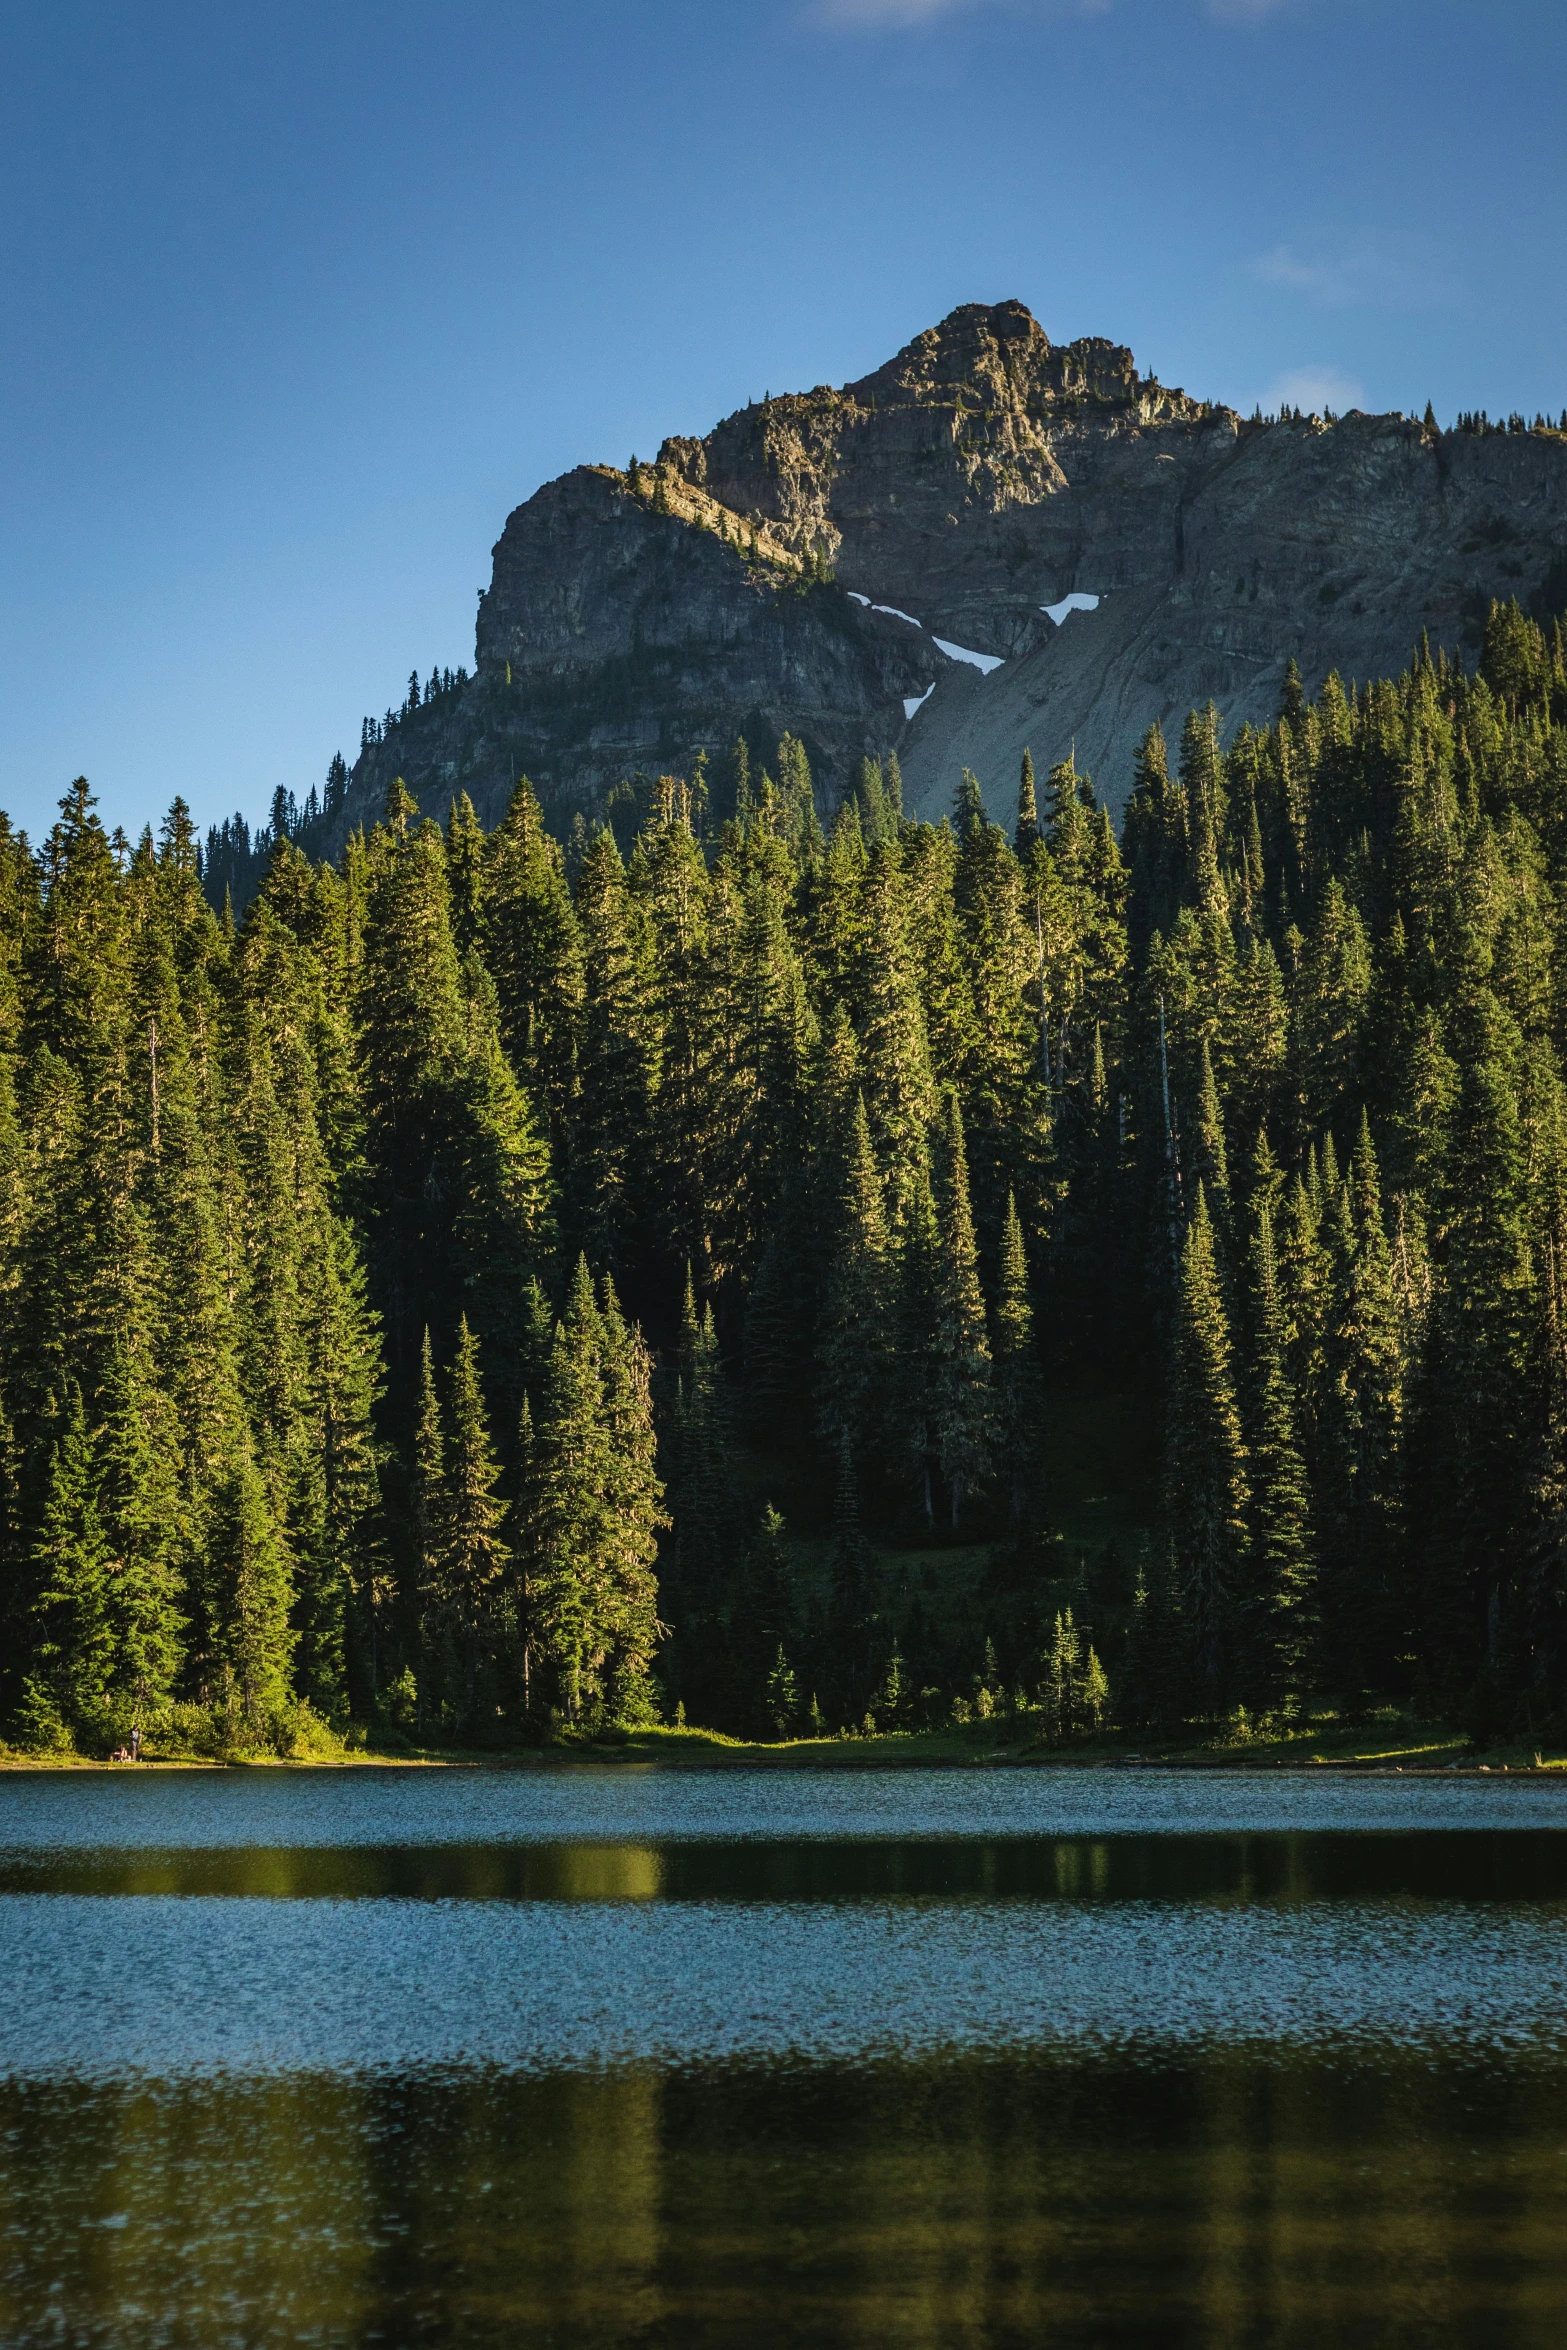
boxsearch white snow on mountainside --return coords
[932,638,1005,676]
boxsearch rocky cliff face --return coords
[335,299,1567,838]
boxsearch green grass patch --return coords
[24,1709,1546,1774]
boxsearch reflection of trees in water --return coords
[5,2049,1567,2344]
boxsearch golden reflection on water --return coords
[543,1843,664,1902]
[1050,1839,1114,1897]
[31,1841,670,1901]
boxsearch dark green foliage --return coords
[7,597,1567,1751]
[93,1336,184,1716]
[1242,1203,1316,1709]
[817,1093,892,1457]
[1165,1187,1249,1704]
[741,1215,813,1448]
[203,1447,296,1724]
[929,1093,991,1525]
[662,1273,741,1722]
[732,1504,799,1736]
[991,1189,1046,1548]
[26,1388,114,1729]
[424,1316,510,1723]
[1015,750,1040,858]
[571,826,657,1275]
[824,1433,879,1728]
[517,1259,665,1726]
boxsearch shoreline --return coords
[5,1721,1566,1778]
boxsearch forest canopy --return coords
[4,596,1567,1757]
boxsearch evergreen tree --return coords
[954,768,986,841]
[452,955,554,1417]
[525,1261,665,1724]
[817,1094,892,1457]
[666,1275,740,1712]
[297,1213,385,1709]
[1045,755,1092,883]
[412,1329,446,1690]
[355,811,469,1378]
[571,827,657,1273]
[434,1316,510,1721]
[1165,1186,1249,1705]
[743,1214,813,1448]
[206,1447,296,1725]
[867,1640,907,1731]
[929,1092,991,1524]
[482,778,583,1159]
[824,1432,877,1727]
[1042,1608,1080,1738]
[590,1275,666,1721]
[733,1503,797,1735]
[95,1335,184,1720]
[445,793,487,959]
[1243,1202,1316,1709]
[1078,1642,1111,1731]
[525,1263,603,1719]
[1122,723,1186,955]
[991,1189,1045,1543]
[1416,1053,1535,1678]
[1015,750,1040,858]
[26,1390,113,1734]
[1315,1112,1405,1697]
[890,1148,942,1522]
[763,1644,799,1739]
[1295,878,1371,1135]
[1120,1542,1186,1729]
[1191,1038,1230,1226]
[857,837,937,1229]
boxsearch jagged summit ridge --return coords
[655,301,1208,574]
[337,299,1567,841]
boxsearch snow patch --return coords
[1041,593,1102,625]
[903,684,935,721]
[850,592,925,630]
[932,637,1005,676]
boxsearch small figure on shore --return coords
[110,1746,128,1763]
[130,1725,141,1762]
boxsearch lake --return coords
[3,1764,1566,2345]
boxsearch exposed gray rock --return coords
[333,299,1567,840]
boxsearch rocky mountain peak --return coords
[330,303,1567,849]
[845,298,1171,418]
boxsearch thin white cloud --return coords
[806,0,1111,27]
[1252,231,1458,310]
[1205,0,1295,22]
[808,0,989,22]
[1264,366,1366,416]
[810,0,1292,22]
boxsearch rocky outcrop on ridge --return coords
[333,299,1567,837]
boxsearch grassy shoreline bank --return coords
[6,1717,1567,1775]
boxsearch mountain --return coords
[330,298,1567,838]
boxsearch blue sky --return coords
[2,0,1563,843]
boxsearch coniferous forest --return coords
[6,598,1567,1757]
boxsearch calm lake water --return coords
[3,1766,1567,2346]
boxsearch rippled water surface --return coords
[4,1766,1567,2346]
